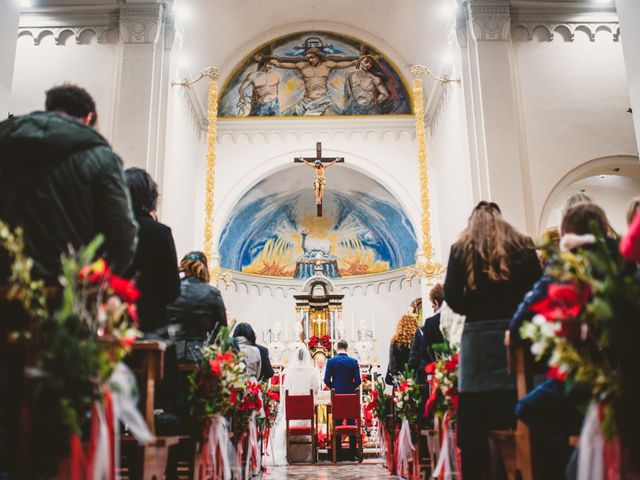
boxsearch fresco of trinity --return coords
[218,32,412,117]
[218,168,418,278]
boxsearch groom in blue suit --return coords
[324,339,361,394]
[324,339,361,460]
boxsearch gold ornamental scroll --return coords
[406,65,447,283]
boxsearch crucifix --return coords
[295,142,344,217]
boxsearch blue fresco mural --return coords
[219,167,417,278]
[219,31,412,117]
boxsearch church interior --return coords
[1,0,640,478]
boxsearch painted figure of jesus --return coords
[297,156,341,206]
[265,47,358,116]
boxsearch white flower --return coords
[520,322,538,340]
[532,314,547,327]
[531,340,547,357]
[540,321,557,338]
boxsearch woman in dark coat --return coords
[167,251,228,363]
[444,201,541,479]
[125,167,180,334]
[385,312,420,386]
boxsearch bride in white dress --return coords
[267,346,320,465]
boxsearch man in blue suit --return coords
[324,339,361,460]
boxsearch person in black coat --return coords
[385,311,420,386]
[166,251,228,363]
[125,167,180,334]
[408,284,445,385]
[444,201,541,480]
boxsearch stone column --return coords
[112,2,167,175]
[457,0,535,234]
[615,0,640,153]
[0,2,20,118]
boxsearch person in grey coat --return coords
[233,322,262,379]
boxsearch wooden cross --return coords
[294,142,344,217]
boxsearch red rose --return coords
[108,275,141,303]
[531,283,589,321]
[230,388,238,406]
[444,357,458,372]
[398,380,409,393]
[209,359,222,376]
[546,365,568,382]
[425,362,436,374]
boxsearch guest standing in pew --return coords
[124,167,180,335]
[444,201,541,480]
[324,340,361,460]
[385,311,420,386]
[166,251,227,363]
[408,284,445,385]
[233,323,262,379]
[0,84,138,479]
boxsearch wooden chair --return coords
[285,389,316,464]
[330,389,363,463]
[122,340,182,479]
[489,344,534,480]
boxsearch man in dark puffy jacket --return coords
[0,84,138,283]
[0,85,137,478]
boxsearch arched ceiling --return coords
[178,0,456,109]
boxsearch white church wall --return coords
[161,75,207,259]
[511,28,638,234]
[427,81,475,262]
[10,33,120,141]
[0,2,20,119]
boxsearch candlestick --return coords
[372,311,376,338]
[351,312,355,341]
[285,312,289,341]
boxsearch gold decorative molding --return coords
[171,66,220,277]
[411,67,447,281]
[210,267,233,287]
[405,262,447,284]
[410,64,461,87]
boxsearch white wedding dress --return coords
[267,347,320,465]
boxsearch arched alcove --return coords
[539,155,640,233]
[218,166,418,278]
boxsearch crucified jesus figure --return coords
[295,142,344,216]
[297,156,341,207]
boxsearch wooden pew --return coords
[121,340,181,480]
[489,344,534,480]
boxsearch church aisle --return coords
[256,462,403,479]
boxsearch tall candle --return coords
[372,311,376,338]
[351,312,355,341]
[263,311,267,337]
[285,312,289,341]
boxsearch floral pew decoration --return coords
[189,328,266,479]
[520,232,640,479]
[393,368,421,478]
[1,225,151,480]
[365,378,393,471]
[424,345,461,479]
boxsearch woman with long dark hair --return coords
[444,201,541,479]
[125,167,180,334]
